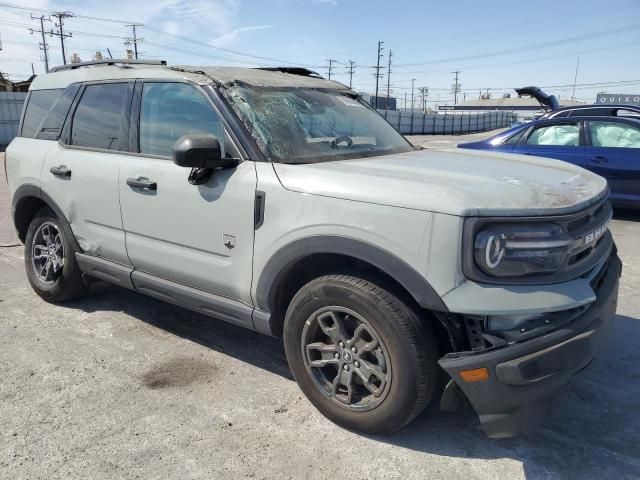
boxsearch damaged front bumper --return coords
[438,251,621,438]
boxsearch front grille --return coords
[566,203,606,232]
[563,199,612,271]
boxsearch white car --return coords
[5,60,620,438]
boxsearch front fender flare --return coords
[255,235,448,314]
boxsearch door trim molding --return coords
[131,270,255,330]
[75,253,134,290]
[74,253,267,333]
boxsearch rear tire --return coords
[24,209,87,303]
[283,274,439,433]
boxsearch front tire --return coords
[283,274,439,433]
[24,209,87,302]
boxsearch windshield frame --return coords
[220,84,415,164]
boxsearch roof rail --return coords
[50,59,167,73]
[257,67,322,78]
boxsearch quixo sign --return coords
[596,93,640,105]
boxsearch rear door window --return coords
[526,123,580,146]
[20,89,63,138]
[70,83,129,150]
[589,121,640,148]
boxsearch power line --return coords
[144,24,316,67]
[0,1,50,14]
[142,39,275,66]
[0,1,135,24]
[68,30,123,39]
[0,1,303,67]
[393,23,640,68]
[387,39,640,79]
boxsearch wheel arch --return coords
[11,183,81,251]
[255,236,448,337]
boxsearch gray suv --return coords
[5,60,621,438]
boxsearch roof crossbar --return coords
[50,59,167,73]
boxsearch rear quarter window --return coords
[69,83,129,151]
[35,84,81,140]
[20,89,63,138]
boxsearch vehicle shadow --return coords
[73,282,293,380]
[367,313,640,479]
[70,284,640,480]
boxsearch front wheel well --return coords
[267,253,452,354]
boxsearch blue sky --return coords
[1,0,639,105]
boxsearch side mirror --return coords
[172,134,238,169]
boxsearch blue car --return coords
[459,115,640,208]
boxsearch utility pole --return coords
[50,11,73,65]
[571,57,580,103]
[410,78,416,111]
[385,50,392,110]
[452,70,461,105]
[29,15,52,73]
[418,87,429,112]
[374,41,384,109]
[125,24,143,59]
[404,92,407,112]
[325,59,336,80]
[345,60,355,89]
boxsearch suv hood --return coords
[273,148,608,217]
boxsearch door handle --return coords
[591,156,608,164]
[50,165,72,178]
[126,177,157,191]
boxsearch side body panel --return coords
[40,143,131,265]
[5,137,54,197]
[250,162,464,310]
[584,119,640,206]
[512,143,587,167]
[119,158,258,304]
[587,145,640,204]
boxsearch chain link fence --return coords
[0,92,27,151]
[378,109,518,135]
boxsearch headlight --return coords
[474,223,572,277]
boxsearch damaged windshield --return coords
[226,86,413,163]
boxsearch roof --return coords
[29,61,349,92]
[542,103,640,118]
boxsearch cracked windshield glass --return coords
[228,86,413,163]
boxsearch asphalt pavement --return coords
[1,144,639,479]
